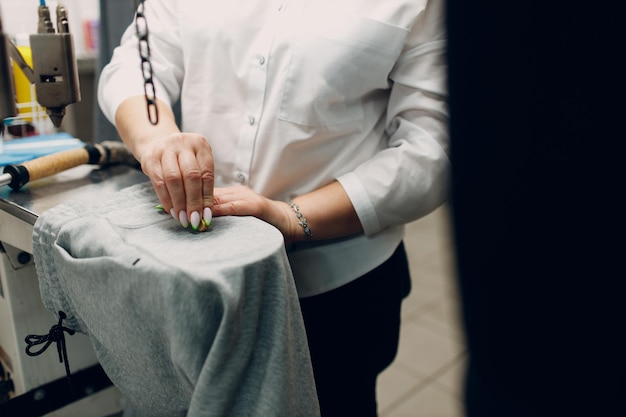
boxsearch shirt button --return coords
[248,115,255,125]
[258,56,265,65]
[236,173,246,183]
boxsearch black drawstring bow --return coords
[25,311,75,379]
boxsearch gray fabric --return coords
[32,182,320,417]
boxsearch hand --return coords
[213,186,299,244]
[140,132,215,230]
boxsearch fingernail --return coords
[203,207,213,227]
[170,208,176,219]
[179,210,189,228]
[190,211,201,230]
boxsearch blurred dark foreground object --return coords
[447,1,625,416]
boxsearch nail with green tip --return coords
[194,208,212,232]
[203,207,213,225]
[190,211,201,231]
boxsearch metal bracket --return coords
[0,364,113,416]
[0,242,33,271]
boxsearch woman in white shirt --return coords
[98,0,448,415]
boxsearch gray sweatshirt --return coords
[32,182,320,417]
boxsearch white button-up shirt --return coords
[98,0,449,297]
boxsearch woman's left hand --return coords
[212,186,299,244]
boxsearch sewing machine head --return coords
[0,3,80,130]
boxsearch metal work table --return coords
[0,164,148,252]
[0,164,147,416]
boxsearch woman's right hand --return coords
[115,97,215,231]
[140,132,215,230]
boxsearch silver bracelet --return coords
[289,200,313,240]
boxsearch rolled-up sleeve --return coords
[337,0,449,236]
[97,0,184,124]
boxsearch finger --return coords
[213,185,242,200]
[197,146,215,210]
[212,186,237,212]
[199,157,214,230]
[177,150,204,229]
[143,154,173,213]
[212,198,246,217]
[212,187,263,217]
[212,189,287,237]
[212,187,233,216]
[161,150,186,217]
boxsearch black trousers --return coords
[299,243,411,417]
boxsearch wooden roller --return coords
[1,141,138,190]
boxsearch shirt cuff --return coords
[336,172,381,236]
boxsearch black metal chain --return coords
[134,0,159,125]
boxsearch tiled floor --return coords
[377,204,468,417]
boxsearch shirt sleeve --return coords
[337,0,450,236]
[97,0,184,124]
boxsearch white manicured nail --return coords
[203,207,213,227]
[190,211,201,230]
[179,210,189,228]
